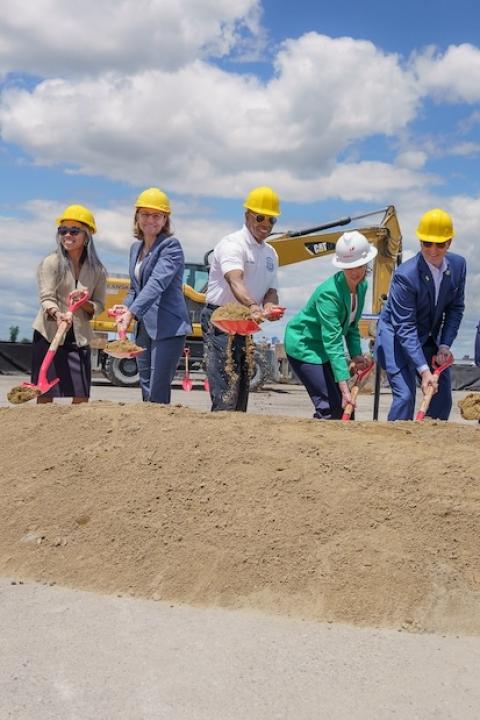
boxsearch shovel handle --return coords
[40,292,90,373]
[107,308,128,340]
[415,386,435,422]
[415,355,453,421]
[342,385,359,422]
[67,289,90,313]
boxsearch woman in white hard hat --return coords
[284,231,377,419]
[32,204,106,403]
[113,188,191,404]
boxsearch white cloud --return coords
[414,44,480,103]
[0,0,263,78]
[446,142,480,157]
[395,150,427,169]
[0,33,423,202]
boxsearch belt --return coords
[206,303,220,310]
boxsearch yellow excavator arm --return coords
[269,205,402,314]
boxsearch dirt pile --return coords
[1,403,479,635]
[458,393,480,421]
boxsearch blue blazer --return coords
[125,233,192,340]
[376,251,466,374]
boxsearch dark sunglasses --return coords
[58,226,84,236]
[254,214,277,226]
[421,240,448,248]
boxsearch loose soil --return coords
[1,403,479,635]
[211,303,253,320]
[6,385,41,405]
[104,339,144,353]
[458,393,480,420]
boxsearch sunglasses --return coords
[421,240,449,248]
[253,214,277,226]
[58,226,84,236]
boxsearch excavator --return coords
[90,205,402,389]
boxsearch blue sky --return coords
[1,0,479,357]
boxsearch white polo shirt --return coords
[206,225,279,306]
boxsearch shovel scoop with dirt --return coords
[211,302,285,335]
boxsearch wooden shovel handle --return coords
[415,385,435,421]
[48,320,69,353]
[342,385,359,422]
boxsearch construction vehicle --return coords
[90,205,402,388]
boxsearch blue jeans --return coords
[201,306,250,412]
[135,322,185,404]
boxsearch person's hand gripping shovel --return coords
[7,290,90,404]
[415,355,454,421]
[104,309,145,360]
[341,358,375,422]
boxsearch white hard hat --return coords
[332,231,378,269]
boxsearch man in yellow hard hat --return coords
[376,208,466,420]
[201,186,284,411]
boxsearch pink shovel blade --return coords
[211,318,261,335]
[182,377,193,392]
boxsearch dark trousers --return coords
[287,354,344,420]
[31,329,91,398]
[201,306,250,412]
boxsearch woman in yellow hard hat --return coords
[31,204,107,403]
[113,188,191,403]
[376,208,466,420]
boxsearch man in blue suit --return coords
[376,208,466,421]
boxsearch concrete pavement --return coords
[1,579,480,720]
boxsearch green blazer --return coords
[284,271,367,382]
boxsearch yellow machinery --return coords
[91,205,402,386]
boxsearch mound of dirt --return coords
[1,403,479,635]
[458,393,480,421]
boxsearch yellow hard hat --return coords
[56,204,96,233]
[416,208,454,243]
[244,186,281,217]
[135,187,171,214]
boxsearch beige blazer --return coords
[33,253,106,346]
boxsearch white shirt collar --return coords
[425,256,448,276]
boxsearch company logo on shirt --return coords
[266,257,274,272]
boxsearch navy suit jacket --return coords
[125,233,192,340]
[376,251,466,374]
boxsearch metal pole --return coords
[373,359,382,421]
